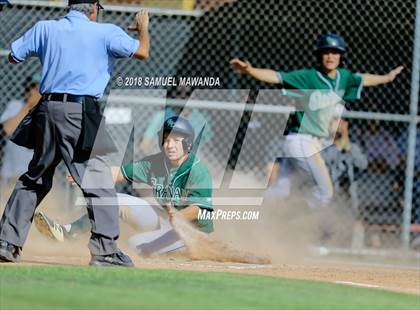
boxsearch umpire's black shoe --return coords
[89,250,134,267]
[0,240,21,263]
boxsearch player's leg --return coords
[34,211,90,242]
[117,193,160,231]
[284,134,333,208]
[35,190,180,256]
[35,193,161,241]
[69,194,161,236]
[266,158,293,198]
[302,152,333,207]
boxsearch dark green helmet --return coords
[158,116,195,152]
[315,33,347,54]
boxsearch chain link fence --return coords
[0,0,419,255]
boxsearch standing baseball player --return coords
[231,33,403,208]
[0,0,150,267]
[34,116,214,256]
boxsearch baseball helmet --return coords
[158,116,195,153]
[0,0,10,8]
[315,33,347,54]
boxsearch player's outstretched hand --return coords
[230,58,252,75]
[388,66,404,82]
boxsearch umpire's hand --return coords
[128,9,149,33]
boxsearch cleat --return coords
[0,240,21,263]
[34,211,66,242]
[89,250,134,267]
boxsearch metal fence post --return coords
[402,0,420,251]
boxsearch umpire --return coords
[0,0,150,267]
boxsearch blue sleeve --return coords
[10,22,44,62]
[106,26,139,59]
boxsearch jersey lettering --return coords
[308,90,342,111]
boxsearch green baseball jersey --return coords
[121,153,214,233]
[278,68,364,137]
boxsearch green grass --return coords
[0,266,418,310]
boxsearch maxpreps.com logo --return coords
[198,209,260,221]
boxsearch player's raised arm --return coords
[362,66,404,87]
[230,58,281,84]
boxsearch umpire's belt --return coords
[43,93,98,104]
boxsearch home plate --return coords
[335,281,380,289]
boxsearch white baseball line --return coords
[334,281,381,289]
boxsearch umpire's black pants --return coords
[0,100,119,255]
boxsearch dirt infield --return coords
[6,254,419,296]
[1,189,419,296]
[7,224,418,296]
[9,224,420,296]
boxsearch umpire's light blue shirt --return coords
[10,10,139,98]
